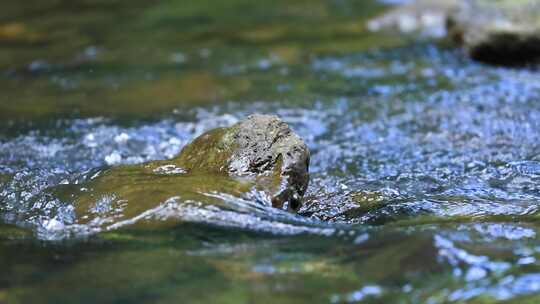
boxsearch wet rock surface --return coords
[369,0,540,65]
[174,114,310,210]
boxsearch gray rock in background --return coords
[368,0,540,65]
[448,0,540,65]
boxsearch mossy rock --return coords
[172,114,310,211]
[52,114,310,231]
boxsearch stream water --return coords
[2,0,540,303]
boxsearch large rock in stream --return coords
[51,114,310,232]
[172,114,310,210]
[368,0,540,65]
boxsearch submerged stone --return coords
[368,0,540,65]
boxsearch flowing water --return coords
[2,0,540,303]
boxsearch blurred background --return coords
[0,0,395,129]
